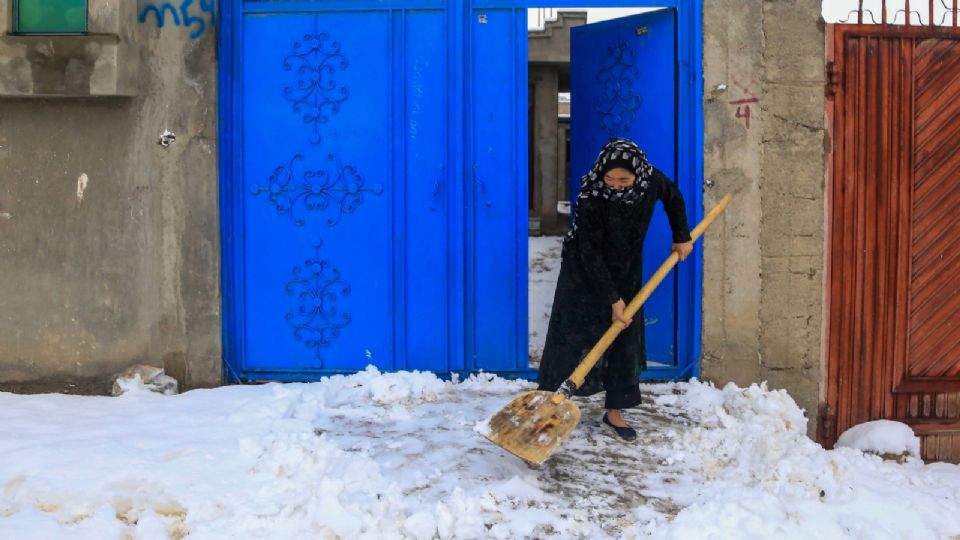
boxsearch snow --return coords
[473,418,492,437]
[528,236,563,366]
[835,420,922,458]
[2,370,960,539]
[632,382,960,540]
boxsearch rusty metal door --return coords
[825,22,960,461]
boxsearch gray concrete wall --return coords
[701,0,826,435]
[0,0,220,391]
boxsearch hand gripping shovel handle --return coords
[552,193,733,403]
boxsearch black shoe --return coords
[602,412,637,442]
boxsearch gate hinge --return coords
[825,62,842,97]
[817,402,838,445]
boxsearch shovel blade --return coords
[481,391,581,465]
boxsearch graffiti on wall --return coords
[728,78,760,130]
[138,0,216,40]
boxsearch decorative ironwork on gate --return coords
[283,24,350,145]
[596,40,643,135]
[285,237,352,364]
[250,153,384,227]
[835,0,960,27]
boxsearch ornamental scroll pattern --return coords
[262,20,380,361]
[250,153,384,227]
[251,152,383,358]
[284,238,352,365]
[283,27,350,145]
[596,40,643,136]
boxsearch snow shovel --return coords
[481,193,733,465]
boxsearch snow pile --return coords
[650,381,810,484]
[457,371,533,393]
[835,420,921,458]
[633,381,960,540]
[1,369,959,539]
[216,430,409,538]
[310,365,453,407]
[0,370,583,539]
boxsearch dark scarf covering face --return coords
[566,138,655,241]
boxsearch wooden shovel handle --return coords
[565,193,733,390]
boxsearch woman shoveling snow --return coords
[536,138,693,442]
[482,141,729,464]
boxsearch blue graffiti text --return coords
[139,0,216,40]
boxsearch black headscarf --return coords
[566,138,654,241]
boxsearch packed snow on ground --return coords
[1,367,960,539]
[528,236,563,365]
[835,419,922,458]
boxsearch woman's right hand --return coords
[611,299,632,327]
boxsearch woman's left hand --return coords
[672,241,693,261]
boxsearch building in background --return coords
[527,10,583,236]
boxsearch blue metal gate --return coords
[219,1,460,380]
[218,0,702,382]
[467,7,530,376]
[571,9,700,379]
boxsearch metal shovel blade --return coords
[481,390,581,465]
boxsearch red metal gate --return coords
[825,5,960,462]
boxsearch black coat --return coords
[536,167,691,409]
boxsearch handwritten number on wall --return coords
[139,0,216,40]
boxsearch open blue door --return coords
[571,10,694,378]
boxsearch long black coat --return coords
[536,167,691,409]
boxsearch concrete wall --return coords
[0,0,220,392]
[529,65,562,235]
[701,0,826,435]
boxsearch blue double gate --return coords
[218,0,703,382]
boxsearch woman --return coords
[536,138,693,442]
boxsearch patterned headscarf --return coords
[566,138,654,240]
